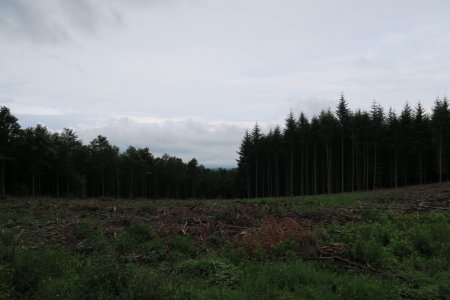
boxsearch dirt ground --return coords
[1,182,449,254]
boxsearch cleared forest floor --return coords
[1,183,449,299]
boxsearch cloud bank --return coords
[1,0,449,166]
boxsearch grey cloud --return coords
[0,0,125,43]
[1,0,450,167]
[59,0,99,33]
[0,0,69,43]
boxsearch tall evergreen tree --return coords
[370,101,385,189]
[319,109,337,194]
[251,123,262,198]
[431,97,450,182]
[272,126,283,197]
[284,111,297,196]
[387,109,400,187]
[237,130,252,198]
[336,94,350,192]
[413,103,430,184]
[297,112,310,195]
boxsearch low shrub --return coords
[391,238,413,258]
[411,222,449,256]
[241,261,396,300]
[167,235,199,258]
[174,258,239,287]
[0,264,14,300]
[116,224,155,253]
[351,239,383,265]
[13,247,80,298]
[121,267,169,300]
[272,240,299,259]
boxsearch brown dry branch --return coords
[240,216,317,254]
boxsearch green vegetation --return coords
[1,184,449,299]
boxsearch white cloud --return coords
[10,103,67,116]
[75,116,249,167]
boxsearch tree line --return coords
[1,95,449,200]
[0,106,236,199]
[237,95,450,198]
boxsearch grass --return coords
[245,191,371,208]
[1,184,449,299]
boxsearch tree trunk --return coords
[305,145,309,195]
[275,155,279,197]
[66,164,70,197]
[326,141,332,194]
[395,150,398,188]
[154,175,158,199]
[247,167,250,198]
[301,143,304,195]
[56,167,60,198]
[1,161,5,198]
[144,175,147,198]
[356,143,360,190]
[439,129,442,183]
[116,167,120,200]
[314,142,317,195]
[404,161,408,186]
[373,143,377,189]
[267,159,271,197]
[419,151,423,184]
[130,170,133,199]
[101,165,105,197]
[352,138,355,192]
[255,154,258,198]
[341,135,344,193]
[32,163,36,199]
[290,145,293,197]
[285,157,288,196]
[366,145,369,190]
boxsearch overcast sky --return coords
[1,0,449,167]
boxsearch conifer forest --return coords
[1,95,449,200]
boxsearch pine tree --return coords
[387,109,400,187]
[237,130,252,198]
[272,126,283,197]
[431,97,450,182]
[370,101,384,189]
[319,109,337,194]
[413,103,429,184]
[336,94,350,192]
[284,111,297,196]
[251,123,262,198]
[297,112,310,195]
[399,103,414,185]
